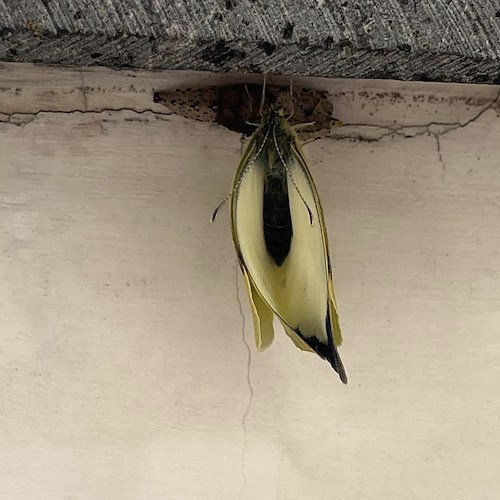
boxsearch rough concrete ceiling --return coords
[1,0,500,84]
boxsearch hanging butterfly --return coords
[221,88,347,383]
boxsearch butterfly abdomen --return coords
[263,176,292,266]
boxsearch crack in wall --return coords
[234,262,253,500]
[435,134,444,167]
[336,89,500,143]
[2,88,498,191]
[0,107,172,127]
[79,68,89,112]
[1,88,498,141]
[435,134,447,181]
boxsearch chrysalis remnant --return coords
[154,84,339,141]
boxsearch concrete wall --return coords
[0,63,499,498]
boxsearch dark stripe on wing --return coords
[295,313,348,384]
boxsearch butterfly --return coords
[227,92,347,383]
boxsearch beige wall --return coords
[0,63,499,499]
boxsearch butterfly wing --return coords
[230,120,347,383]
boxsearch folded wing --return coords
[231,138,347,383]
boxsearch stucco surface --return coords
[0,63,499,498]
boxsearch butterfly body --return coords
[230,109,347,384]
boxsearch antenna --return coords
[259,74,268,116]
[287,76,295,119]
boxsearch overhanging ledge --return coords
[1,0,500,84]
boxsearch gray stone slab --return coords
[1,0,500,83]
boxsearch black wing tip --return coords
[326,348,348,384]
[320,346,348,384]
[334,360,348,385]
[325,313,348,384]
[295,329,348,383]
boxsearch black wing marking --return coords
[295,312,348,384]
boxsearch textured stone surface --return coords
[1,0,500,83]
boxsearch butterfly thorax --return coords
[257,111,294,177]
